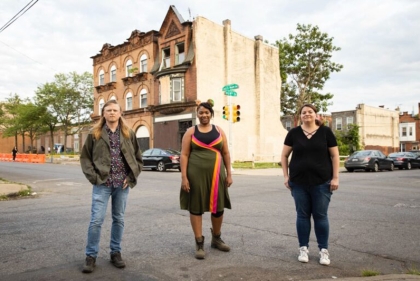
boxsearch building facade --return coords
[398,103,420,151]
[331,104,400,154]
[89,5,287,161]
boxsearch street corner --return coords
[0,180,35,200]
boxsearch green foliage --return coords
[361,269,380,277]
[276,24,343,124]
[35,71,93,150]
[335,124,362,155]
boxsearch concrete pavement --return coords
[2,162,419,281]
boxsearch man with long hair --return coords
[80,100,143,273]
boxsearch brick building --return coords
[89,5,286,161]
[398,103,420,151]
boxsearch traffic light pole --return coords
[228,95,233,164]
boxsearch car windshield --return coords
[388,153,404,157]
[166,149,180,155]
[351,151,372,157]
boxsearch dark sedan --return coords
[344,150,394,172]
[142,148,181,172]
[387,152,420,170]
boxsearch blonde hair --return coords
[92,100,131,140]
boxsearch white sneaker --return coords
[319,248,330,265]
[298,246,309,263]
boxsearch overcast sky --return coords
[0,0,419,114]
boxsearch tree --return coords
[335,124,362,155]
[0,94,25,150]
[35,72,93,151]
[276,24,343,125]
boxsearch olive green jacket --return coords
[80,127,143,188]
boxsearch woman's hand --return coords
[225,175,233,188]
[284,175,290,190]
[330,178,339,191]
[181,178,190,193]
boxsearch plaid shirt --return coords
[104,125,129,187]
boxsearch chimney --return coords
[379,105,384,108]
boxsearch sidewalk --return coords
[0,180,29,196]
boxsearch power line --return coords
[0,0,39,33]
[0,40,58,73]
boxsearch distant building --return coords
[90,5,287,161]
[281,113,332,131]
[331,104,399,154]
[398,103,420,151]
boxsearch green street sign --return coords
[225,91,237,97]
[222,84,239,91]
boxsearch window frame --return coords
[175,43,185,65]
[140,54,147,73]
[126,59,133,77]
[162,48,170,69]
[110,65,117,82]
[140,89,147,108]
[170,77,184,102]
[336,117,342,131]
[126,92,133,110]
[99,70,105,86]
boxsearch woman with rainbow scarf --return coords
[180,101,233,259]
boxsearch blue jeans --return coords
[290,180,332,250]
[85,184,129,258]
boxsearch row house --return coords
[89,5,287,161]
[281,114,332,131]
[399,103,420,151]
[331,104,400,154]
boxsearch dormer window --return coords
[175,43,185,65]
[162,48,170,68]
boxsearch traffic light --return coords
[222,105,230,120]
[232,104,240,122]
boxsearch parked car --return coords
[387,152,420,170]
[344,150,394,172]
[142,148,181,172]
[408,150,420,157]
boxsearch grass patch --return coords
[361,269,380,277]
[0,177,34,201]
[407,267,420,275]
[232,162,280,169]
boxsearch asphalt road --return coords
[0,162,419,281]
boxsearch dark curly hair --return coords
[197,102,214,117]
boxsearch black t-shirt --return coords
[284,126,337,185]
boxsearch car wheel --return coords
[157,161,166,172]
[389,163,394,171]
[406,162,411,170]
[373,163,379,172]
[346,168,354,172]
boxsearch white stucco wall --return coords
[193,17,287,161]
[356,104,399,148]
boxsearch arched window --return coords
[99,98,105,115]
[140,54,147,73]
[126,59,133,77]
[110,96,116,100]
[99,69,105,85]
[110,65,117,82]
[126,92,133,110]
[140,89,147,108]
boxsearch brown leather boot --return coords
[210,228,230,252]
[195,236,205,259]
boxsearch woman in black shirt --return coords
[281,104,339,266]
